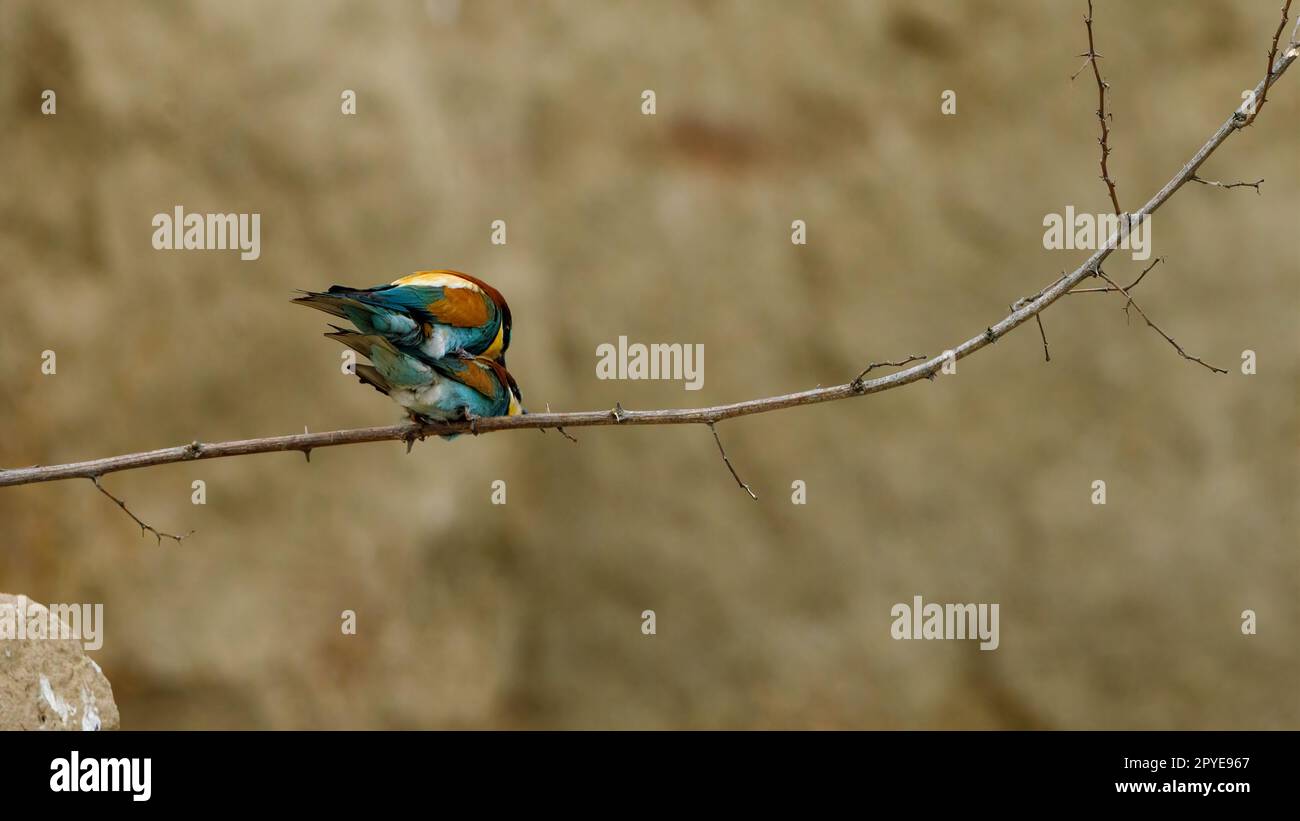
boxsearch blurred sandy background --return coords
[0,0,1295,729]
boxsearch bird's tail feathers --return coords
[324,326,403,360]
[292,287,394,320]
[353,364,392,396]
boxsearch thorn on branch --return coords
[1093,270,1228,374]
[1190,175,1264,194]
[707,422,757,501]
[403,429,424,454]
[90,476,191,545]
[851,354,926,391]
[610,402,628,423]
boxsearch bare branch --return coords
[1243,0,1294,126]
[1190,175,1264,194]
[91,476,192,545]
[1074,0,1122,214]
[1092,269,1228,374]
[707,422,757,501]
[0,15,1293,500]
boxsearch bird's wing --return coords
[431,356,500,400]
[386,271,496,329]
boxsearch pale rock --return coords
[0,593,119,730]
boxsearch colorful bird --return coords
[294,269,512,365]
[325,328,524,437]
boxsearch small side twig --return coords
[1067,256,1163,294]
[1073,0,1122,214]
[1034,315,1051,362]
[852,355,927,390]
[1190,175,1264,194]
[1243,0,1293,126]
[90,476,192,545]
[543,403,578,443]
[1011,284,1055,362]
[707,422,757,500]
[1093,269,1227,374]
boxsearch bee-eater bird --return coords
[325,328,524,437]
[293,270,512,365]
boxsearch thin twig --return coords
[707,422,757,500]
[852,355,927,388]
[544,403,578,443]
[1034,315,1051,362]
[1243,0,1294,126]
[1067,256,1163,294]
[1190,175,1264,194]
[90,476,192,545]
[0,15,1294,496]
[1011,281,1059,363]
[1074,0,1122,214]
[1092,269,1227,374]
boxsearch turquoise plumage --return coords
[324,328,523,434]
[295,269,525,438]
[294,269,512,365]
